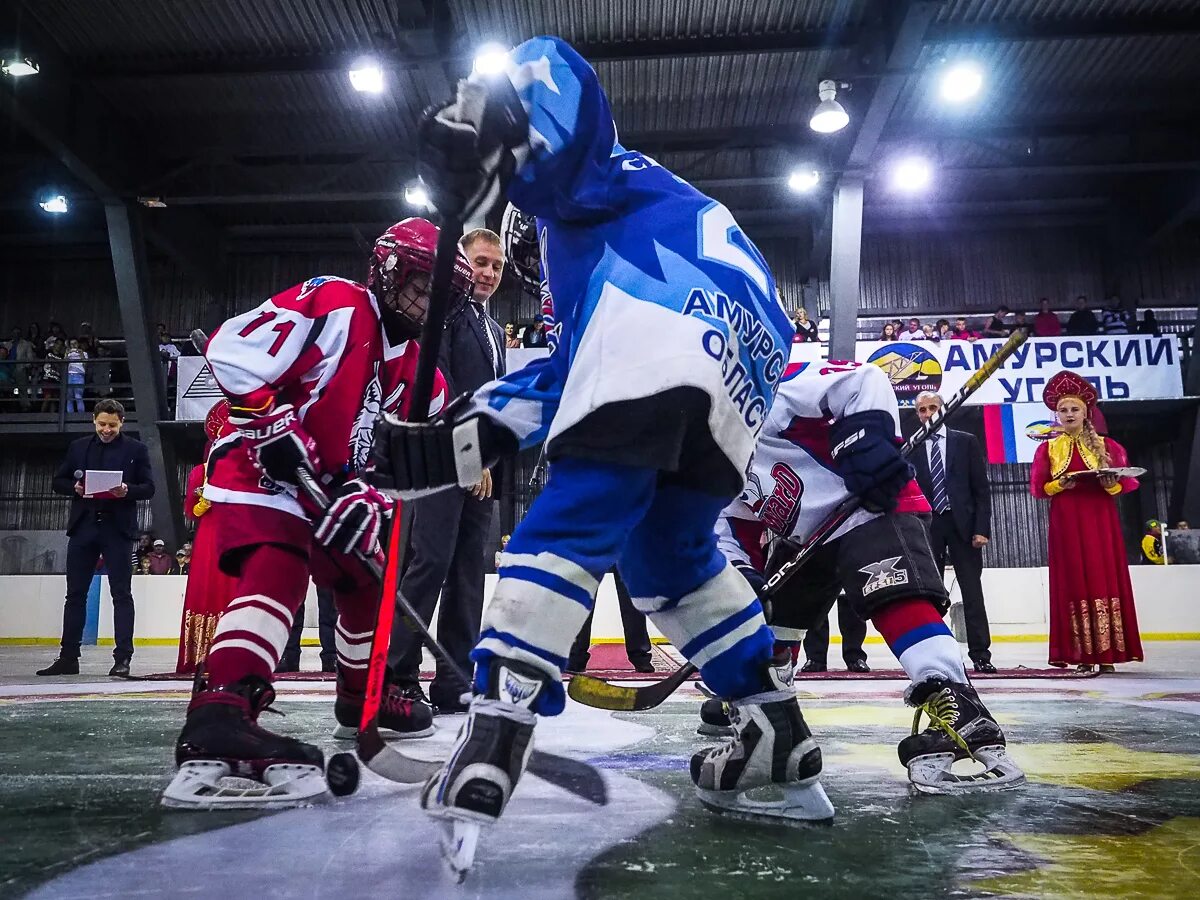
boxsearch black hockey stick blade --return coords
[527,751,607,806]
[567,662,697,712]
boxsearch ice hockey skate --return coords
[696,650,794,737]
[690,661,834,825]
[332,673,434,740]
[419,658,550,881]
[899,677,1026,794]
[163,674,328,810]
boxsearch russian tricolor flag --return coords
[983,404,1018,464]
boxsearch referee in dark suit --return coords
[911,391,995,673]
[389,227,507,712]
[38,400,155,677]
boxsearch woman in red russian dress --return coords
[1030,371,1143,673]
[174,400,239,674]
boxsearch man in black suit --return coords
[389,227,507,712]
[911,391,995,673]
[38,399,155,677]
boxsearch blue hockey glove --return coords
[829,410,913,513]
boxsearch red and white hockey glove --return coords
[313,478,390,557]
[230,403,321,488]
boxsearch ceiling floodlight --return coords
[1,56,38,77]
[472,43,509,77]
[404,181,430,209]
[809,79,849,134]
[940,62,983,104]
[891,156,933,192]
[348,59,385,94]
[39,194,68,214]
[138,197,168,208]
[787,168,821,193]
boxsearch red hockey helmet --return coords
[367,218,475,335]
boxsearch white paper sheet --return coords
[84,469,124,497]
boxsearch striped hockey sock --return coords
[871,597,967,684]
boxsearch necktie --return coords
[473,303,497,376]
[929,435,950,513]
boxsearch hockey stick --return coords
[568,329,1029,712]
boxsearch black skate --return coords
[899,677,1025,794]
[691,661,833,824]
[696,651,793,738]
[163,674,327,809]
[333,672,434,741]
[697,697,733,737]
[420,658,551,881]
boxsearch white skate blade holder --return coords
[696,777,835,825]
[906,745,1026,795]
[161,760,328,810]
[441,820,481,883]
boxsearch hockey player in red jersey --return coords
[162,217,466,809]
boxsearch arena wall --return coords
[1,568,1197,651]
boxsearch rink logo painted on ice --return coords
[867,343,942,402]
[859,556,910,595]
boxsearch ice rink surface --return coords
[3,641,1199,899]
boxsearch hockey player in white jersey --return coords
[370,37,839,863]
[704,360,1024,794]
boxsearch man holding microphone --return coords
[37,399,155,677]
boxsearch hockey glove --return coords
[230,403,321,488]
[418,72,530,222]
[829,410,913,513]
[368,395,516,499]
[314,478,390,557]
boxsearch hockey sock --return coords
[330,581,378,695]
[871,597,967,685]
[197,544,309,706]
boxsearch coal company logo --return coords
[867,343,942,401]
[1025,420,1062,442]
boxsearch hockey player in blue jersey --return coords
[371,37,854,864]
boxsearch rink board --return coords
[2,672,1200,898]
[2,566,1199,647]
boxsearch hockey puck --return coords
[326,752,360,797]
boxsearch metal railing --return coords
[0,355,140,429]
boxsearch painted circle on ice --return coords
[867,343,942,402]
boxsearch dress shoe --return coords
[972,660,998,674]
[36,656,79,676]
[845,660,871,673]
[108,658,131,678]
[1098,664,1116,674]
[564,658,589,674]
[800,660,827,673]
[321,659,337,674]
[274,658,299,674]
[1076,664,1095,674]
[630,658,657,674]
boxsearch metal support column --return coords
[827,177,865,361]
[105,202,184,548]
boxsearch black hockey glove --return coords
[230,403,321,488]
[367,395,517,499]
[829,410,913,513]
[418,73,530,222]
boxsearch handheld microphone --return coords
[74,470,84,480]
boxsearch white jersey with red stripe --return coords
[202,276,447,519]
[717,360,930,569]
